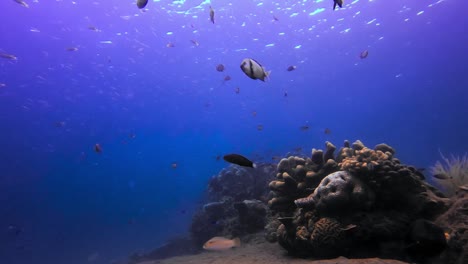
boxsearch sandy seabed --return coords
[135,235,410,264]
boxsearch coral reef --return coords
[207,163,275,202]
[294,171,375,216]
[434,186,468,264]
[190,163,276,246]
[267,140,451,262]
[430,152,468,197]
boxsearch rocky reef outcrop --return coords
[190,163,276,246]
[267,140,452,262]
[433,186,468,264]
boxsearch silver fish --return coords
[240,58,270,82]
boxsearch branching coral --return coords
[430,152,468,197]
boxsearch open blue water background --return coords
[0,0,466,263]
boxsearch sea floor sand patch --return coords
[138,235,410,264]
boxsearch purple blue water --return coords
[0,0,466,263]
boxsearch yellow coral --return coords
[430,152,468,197]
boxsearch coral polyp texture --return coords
[266,140,453,261]
[430,153,468,197]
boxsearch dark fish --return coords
[324,128,332,134]
[333,0,343,10]
[190,40,199,46]
[235,87,240,94]
[88,26,98,31]
[0,52,17,60]
[94,143,102,153]
[300,125,309,131]
[257,124,264,131]
[171,163,178,169]
[216,155,221,161]
[252,111,257,117]
[287,65,297,71]
[273,15,279,21]
[223,154,256,168]
[66,47,79,52]
[284,91,288,97]
[360,49,369,59]
[209,6,215,24]
[223,75,231,81]
[136,0,148,9]
[216,64,225,72]
[13,0,29,8]
[129,133,136,139]
[433,173,450,180]
[166,42,175,48]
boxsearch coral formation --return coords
[430,152,468,197]
[434,186,468,264]
[129,140,465,264]
[267,140,451,261]
[294,171,375,216]
[191,163,276,246]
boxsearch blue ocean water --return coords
[0,0,466,263]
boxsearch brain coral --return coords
[295,171,375,216]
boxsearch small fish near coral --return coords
[223,154,256,168]
[203,237,241,251]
